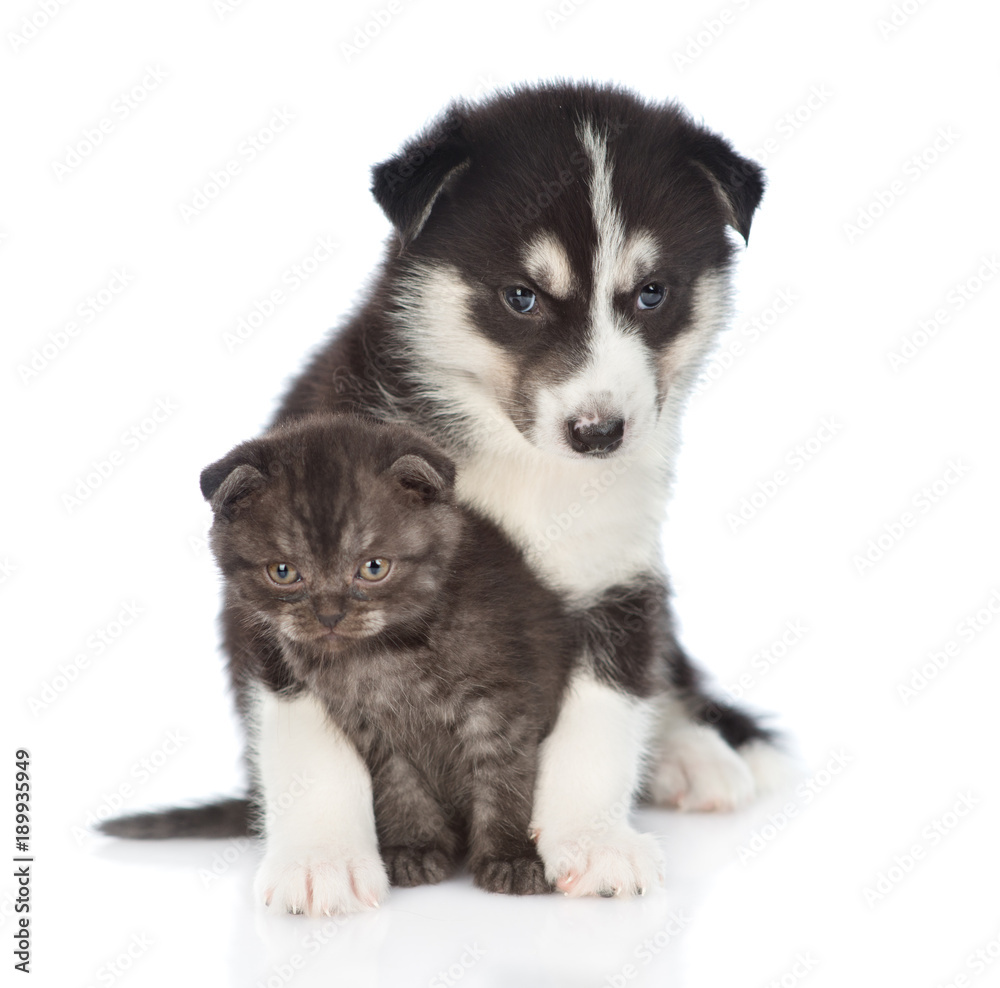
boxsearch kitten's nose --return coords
[317,611,347,629]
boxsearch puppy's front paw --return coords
[254,844,389,917]
[381,844,454,888]
[650,725,756,812]
[536,825,663,898]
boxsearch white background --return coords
[4,0,1000,985]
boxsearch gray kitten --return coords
[108,413,577,901]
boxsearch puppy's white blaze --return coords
[522,231,576,299]
[533,123,660,455]
[580,126,661,295]
[579,121,625,307]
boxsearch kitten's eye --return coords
[357,558,391,582]
[637,283,666,310]
[503,286,536,314]
[267,563,301,585]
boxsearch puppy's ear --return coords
[688,133,765,243]
[200,445,267,520]
[371,109,471,248]
[386,452,456,504]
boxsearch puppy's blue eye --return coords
[503,286,536,314]
[637,284,666,310]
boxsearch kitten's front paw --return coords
[649,725,755,812]
[536,825,663,899]
[255,845,389,917]
[472,852,552,895]
[381,844,454,888]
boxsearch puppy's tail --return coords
[97,797,253,839]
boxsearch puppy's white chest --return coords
[455,445,666,601]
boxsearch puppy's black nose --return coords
[317,611,347,629]
[567,418,625,454]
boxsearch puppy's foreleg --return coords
[531,671,663,897]
[252,688,389,916]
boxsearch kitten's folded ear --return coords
[387,452,456,504]
[200,445,267,520]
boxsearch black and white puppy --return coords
[102,82,790,912]
[262,82,789,906]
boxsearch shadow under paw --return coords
[382,844,454,888]
[473,852,552,895]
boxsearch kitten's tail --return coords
[97,797,253,839]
